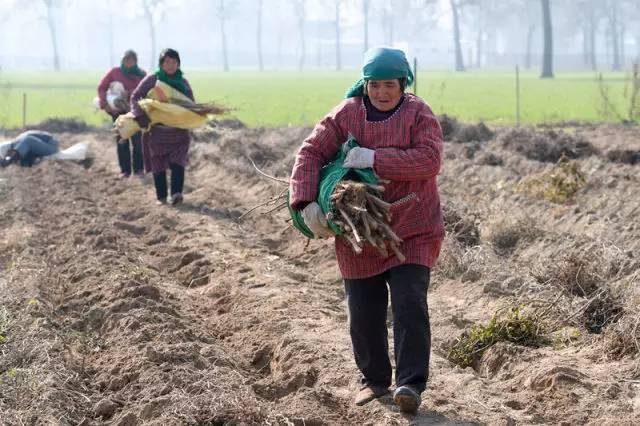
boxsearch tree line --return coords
[5,0,640,77]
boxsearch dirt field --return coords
[1,120,639,425]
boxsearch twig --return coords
[260,201,288,215]
[342,234,362,254]
[238,196,283,220]
[247,156,289,185]
[389,242,406,262]
[338,207,361,243]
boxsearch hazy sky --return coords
[0,0,638,71]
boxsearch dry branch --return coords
[332,181,405,261]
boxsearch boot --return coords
[354,385,389,406]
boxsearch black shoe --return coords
[393,385,421,414]
[0,157,11,168]
[170,193,183,206]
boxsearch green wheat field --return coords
[0,70,632,128]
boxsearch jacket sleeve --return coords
[130,75,155,127]
[97,68,114,109]
[289,103,349,210]
[373,104,443,181]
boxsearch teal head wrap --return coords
[345,47,414,98]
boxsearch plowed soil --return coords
[1,122,639,425]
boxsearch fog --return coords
[1,0,639,73]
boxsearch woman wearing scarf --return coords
[289,47,444,414]
[130,48,193,206]
[97,50,146,178]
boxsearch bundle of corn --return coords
[329,180,405,261]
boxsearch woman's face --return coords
[366,79,403,111]
[161,57,179,75]
[123,57,136,68]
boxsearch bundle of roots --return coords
[242,159,404,260]
[329,180,405,261]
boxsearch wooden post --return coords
[515,65,521,126]
[413,57,418,96]
[22,93,27,128]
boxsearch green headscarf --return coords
[120,64,145,78]
[345,47,414,98]
[155,68,189,96]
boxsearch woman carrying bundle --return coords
[289,47,444,413]
[97,49,146,178]
[130,48,193,206]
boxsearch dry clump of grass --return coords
[476,152,504,166]
[438,114,459,141]
[532,248,628,334]
[0,300,91,425]
[603,314,640,360]
[606,149,640,165]
[602,269,640,360]
[0,306,8,345]
[437,236,484,282]
[155,367,268,424]
[456,122,494,143]
[483,215,541,253]
[438,115,494,143]
[447,305,549,369]
[462,141,482,159]
[499,127,598,163]
[26,118,91,134]
[442,201,480,247]
[517,156,586,204]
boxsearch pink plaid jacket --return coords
[290,94,445,279]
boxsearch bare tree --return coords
[142,0,167,70]
[525,24,536,69]
[540,0,553,78]
[257,0,263,71]
[450,0,465,71]
[570,0,600,71]
[605,0,621,71]
[215,0,232,72]
[104,0,115,67]
[335,0,341,70]
[475,7,483,68]
[363,0,370,52]
[292,0,306,70]
[382,0,393,46]
[43,0,60,71]
[587,0,598,70]
[468,0,512,69]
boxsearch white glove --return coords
[343,147,375,169]
[301,202,334,239]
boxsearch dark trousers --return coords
[153,163,185,200]
[116,133,143,175]
[344,264,431,392]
